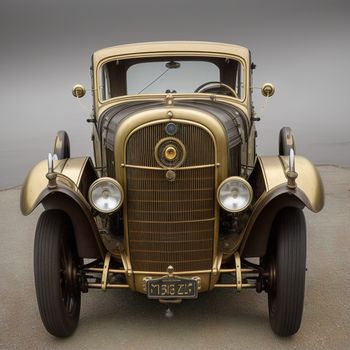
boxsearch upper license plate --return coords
[147,277,198,299]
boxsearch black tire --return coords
[34,210,81,337]
[279,127,295,156]
[267,207,306,336]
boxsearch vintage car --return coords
[21,41,324,338]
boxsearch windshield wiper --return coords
[137,60,181,94]
[137,68,169,94]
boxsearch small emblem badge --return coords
[165,170,176,182]
[165,122,177,135]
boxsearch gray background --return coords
[0,0,349,189]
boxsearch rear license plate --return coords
[147,277,198,299]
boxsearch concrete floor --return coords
[0,166,349,350]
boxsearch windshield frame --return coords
[94,52,248,105]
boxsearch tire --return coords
[267,207,306,336]
[279,127,295,156]
[34,210,81,337]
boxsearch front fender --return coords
[258,155,324,212]
[239,155,324,257]
[20,157,96,215]
[20,157,103,258]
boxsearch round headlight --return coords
[88,178,124,213]
[217,177,253,213]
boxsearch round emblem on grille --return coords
[164,146,177,160]
[165,122,178,136]
[155,137,186,168]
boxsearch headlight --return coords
[88,177,124,213]
[217,177,253,213]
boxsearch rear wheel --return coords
[34,210,81,337]
[266,207,306,336]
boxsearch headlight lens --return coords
[217,177,253,212]
[88,178,124,213]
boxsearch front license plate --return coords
[147,277,198,299]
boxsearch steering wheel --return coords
[195,81,238,97]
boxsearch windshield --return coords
[127,61,219,94]
[98,57,244,101]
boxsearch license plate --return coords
[147,277,198,299]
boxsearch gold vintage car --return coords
[21,41,324,338]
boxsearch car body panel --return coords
[93,41,250,66]
[21,157,93,215]
[259,155,324,213]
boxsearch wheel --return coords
[279,127,295,156]
[266,207,306,336]
[34,210,81,337]
[53,130,70,159]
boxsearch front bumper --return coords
[83,251,259,297]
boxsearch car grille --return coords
[125,122,216,272]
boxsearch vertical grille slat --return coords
[125,122,215,272]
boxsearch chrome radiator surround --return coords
[124,121,216,272]
[112,106,231,278]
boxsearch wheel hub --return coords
[266,258,276,293]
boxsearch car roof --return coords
[92,41,250,66]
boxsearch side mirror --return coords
[261,83,275,97]
[72,84,86,98]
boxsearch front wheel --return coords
[34,210,81,337]
[266,207,306,336]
